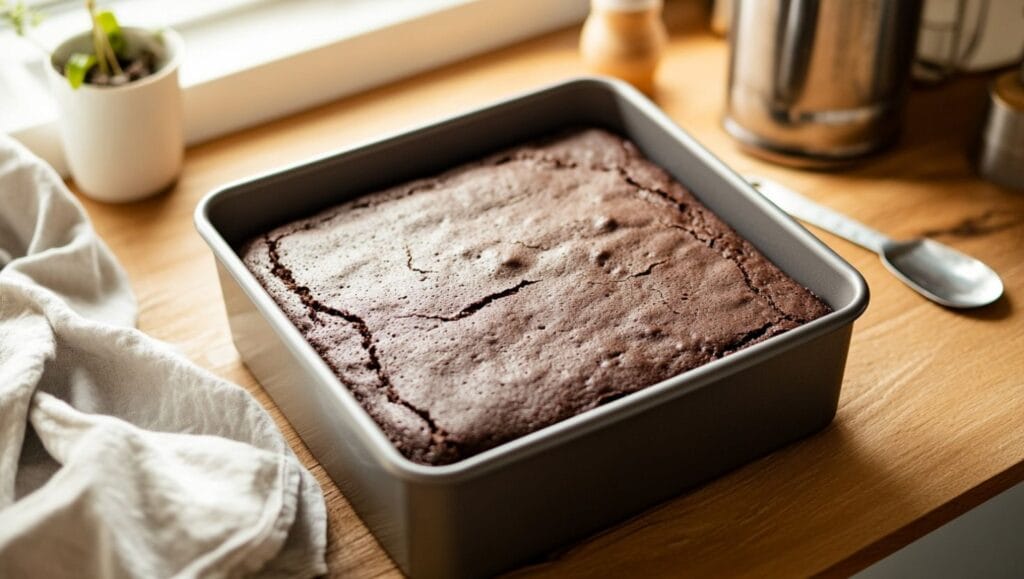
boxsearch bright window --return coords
[1,0,588,173]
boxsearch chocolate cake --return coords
[241,128,831,465]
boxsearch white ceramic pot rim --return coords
[49,27,184,95]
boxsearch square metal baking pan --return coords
[196,77,869,578]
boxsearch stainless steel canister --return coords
[725,0,924,166]
[975,69,1024,190]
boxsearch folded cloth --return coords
[0,136,327,578]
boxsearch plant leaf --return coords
[65,52,97,89]
[2,1,43,36]
[95,10,125,56]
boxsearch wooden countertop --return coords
[76,2,1024,576]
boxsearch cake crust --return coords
[242,129,831,465]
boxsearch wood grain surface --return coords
[72,2,1024,576]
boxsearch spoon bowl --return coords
[881,239,1004,309]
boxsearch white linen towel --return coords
[0,135,327,578]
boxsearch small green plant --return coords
[65,0,126,88]
[2,0,138,89]
[0,0,43,36]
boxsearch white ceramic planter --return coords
[48,28,184,203]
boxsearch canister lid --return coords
[994,70,1024,111]
[592,0,662,12]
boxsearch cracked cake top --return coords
[241,128,831,466]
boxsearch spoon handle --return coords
[746,176,890,254]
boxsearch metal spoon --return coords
[747,176,1004,309]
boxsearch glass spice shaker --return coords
[580,0,667,95]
